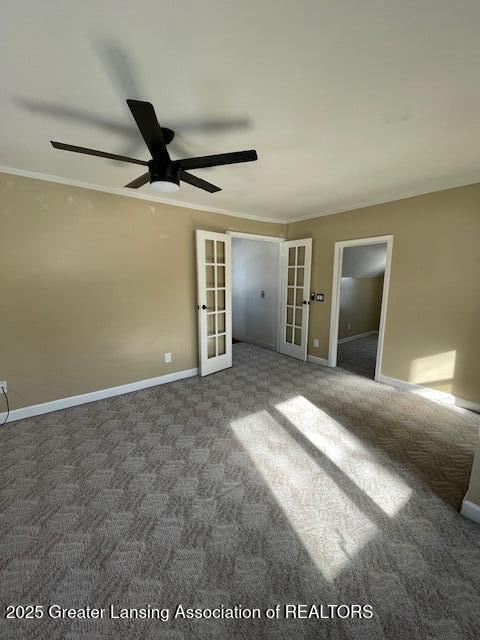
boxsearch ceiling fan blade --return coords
[176,149,257,171]
[125,172,150,189]
[51,141,148,166]
[180,170,221,193]
[126,99,169,158]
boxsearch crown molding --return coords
[0,164,285,225]
[3,165,480,226]
[285,178,480,224]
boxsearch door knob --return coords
[201,304,207,310]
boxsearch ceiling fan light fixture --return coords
[150,179,180,193]
[50,100,257,195]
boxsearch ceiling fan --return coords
[51,99,258,193]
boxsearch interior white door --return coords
[196,230,232,376]
[279,238,312,361]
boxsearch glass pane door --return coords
[205,239,227,359]
[279,239,312,361]
[196,231,232,376]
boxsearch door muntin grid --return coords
[284,245,306,347]
[205,238,227,358]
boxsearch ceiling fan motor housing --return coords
[148,157,179,188]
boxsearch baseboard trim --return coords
[307,354,330,367]
[378,374,480,413]
[337,331,379,344]
[0,367,199,424]
[461,500,480,525]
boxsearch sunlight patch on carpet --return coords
[275,395,412,518]
[230,409,379,581]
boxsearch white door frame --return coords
[227,230,285,352]
[226,231,285,244]
[328,235,393,381]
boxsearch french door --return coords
[279,238,312,361]
[196,230,232,376]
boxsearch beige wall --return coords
[1,172,479,412]
[0,172,284,410]
[338,276,383,340]
[287,183,480,403]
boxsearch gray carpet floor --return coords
[337,333,378,379]
[1,343,480,639]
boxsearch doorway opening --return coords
[329,235,393,381]
[231,232,283,353]
[196,230,312,377]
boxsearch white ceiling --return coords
[342,244,387,277]
[2,0,480,222]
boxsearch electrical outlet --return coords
[347,323,351,331]
[0,381,7,392]
[313,339,319,348]
[164,353,172,364]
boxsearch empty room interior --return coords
[1,2,480,639]
[336,242,387,379]
[232,235,281,352]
